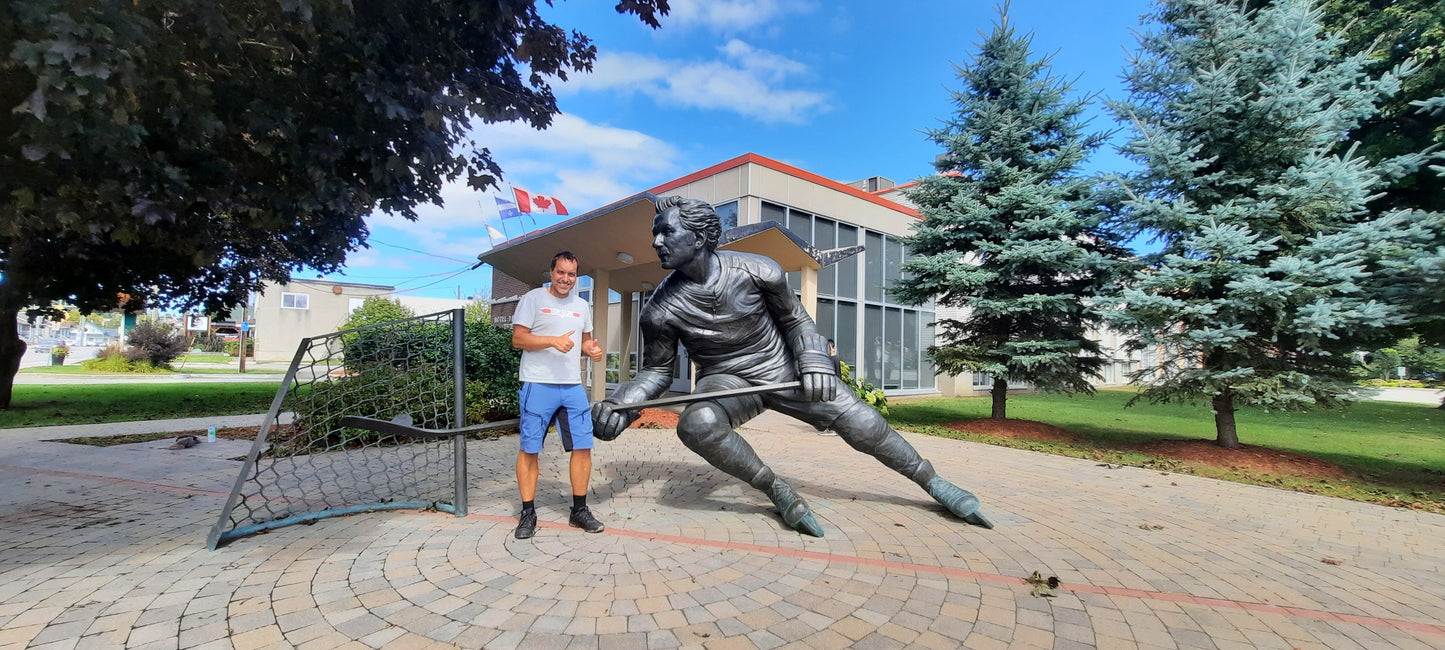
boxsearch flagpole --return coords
[477,201,494,248]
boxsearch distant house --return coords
[252,279,392,362]
[252,279,474,362]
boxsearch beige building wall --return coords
[253,279,392,362]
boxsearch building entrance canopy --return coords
[476,192,856,294]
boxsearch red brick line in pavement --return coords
[465,513,1445,638]
[4,464,1439,639]
[0,464,232,498]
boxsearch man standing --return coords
[511,251,607,539]
[593,197,991,536]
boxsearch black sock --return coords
[572,494,587,512]
[521,500,535,513]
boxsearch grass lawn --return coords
[178,353,234,364]
[890,389,1445,512]
[0,383,284,428]
[19,365,281,376]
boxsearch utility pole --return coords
[238,304,248,374]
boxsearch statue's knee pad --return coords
[835,400,890,445]
[677,402,731,451]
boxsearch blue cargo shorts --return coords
[518,382,594,454]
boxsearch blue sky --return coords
[325,0,1157,299]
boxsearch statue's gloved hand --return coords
[800,370,838,403]
[591,399,639,441]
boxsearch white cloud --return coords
[664,0,817,33]
[358,113,682,267]
[562,41,828,124]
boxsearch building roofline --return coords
[649,153,920,218]
[873,170,964,195]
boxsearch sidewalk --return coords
[2,411,1443,648]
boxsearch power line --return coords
[368,239,471,264]
[392,265,480,295]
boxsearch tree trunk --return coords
[991,377,1008,419]
[1212,388,1240,448]
[0,309,26,409]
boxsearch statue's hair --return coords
[654,196,721,251]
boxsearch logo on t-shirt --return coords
[539,307,582,319]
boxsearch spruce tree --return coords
[895,9,1126,419]
[1104,0,1433,446]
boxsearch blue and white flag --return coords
[495,193,524,222]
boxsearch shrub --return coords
[289,317,522,452]
[340,296,414,335]
[840,360,888,416]
[284,364,456,453]
[123,321,188,367]
[224,338,253,357]
[81,344,169,373]
[195,334,227,353]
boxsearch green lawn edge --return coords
[888,389,1445,514]
[1,383,284,428]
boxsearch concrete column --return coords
[800,266,819,320]
[618,291,634,384]
[589,270,610,402]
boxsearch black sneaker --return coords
[568,507,605,533]
[514,509,537,539]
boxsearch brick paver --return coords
[2,410,1444,648]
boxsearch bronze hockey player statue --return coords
[592,196,992,535]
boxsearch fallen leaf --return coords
[1321,558,1342,565]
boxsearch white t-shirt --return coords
[513,287,592,385]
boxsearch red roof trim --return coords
[649,153,919,218]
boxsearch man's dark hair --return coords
[551,250,579,270]
[654,196,721,251]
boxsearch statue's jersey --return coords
[639,251,814,384]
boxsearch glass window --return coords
[816,218,836,296]
[837,301,858,371]
[787,209,811,240]
[838,225,858,299]
[864,305,883,386]
[715,201,739,231]
[886,238,904,290]
[921,310,936,389]
[816,298,835,346]
[761,201,786,226]
[885,307,901,389]
[903,309,919,389]
[865,231,884,302]
[281,292,309,310]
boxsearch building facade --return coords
[478,153,1144,399]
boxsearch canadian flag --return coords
[513,187,569,216]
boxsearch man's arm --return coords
[581,332,604,362]
[512,325,576,353]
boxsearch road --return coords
[1354,385,1445,406]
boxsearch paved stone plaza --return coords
[2,410,1444,649]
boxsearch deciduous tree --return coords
[0,0,668,407]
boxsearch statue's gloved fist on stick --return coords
[591,196,993,535]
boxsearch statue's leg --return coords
[779,395,993,529]
[676,376,824,537]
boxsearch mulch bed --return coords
[941,418,1081,442]
[939,417,1350,481]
